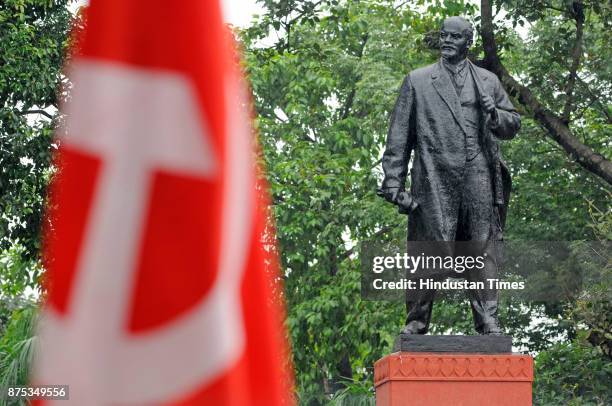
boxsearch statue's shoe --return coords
[400,327,419,335]
[400,321,428,335]
[481,321,503,335]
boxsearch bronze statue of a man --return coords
[378,16,520,335]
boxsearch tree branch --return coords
[340,34,369,120]
[19,109,54,120]
[337,225,393,262]
[562,1,585,123]
[480,0,612,185]
[572,97,599,122]
[393,0,411,11]
[576,77,612,124]
[281,0,325,51]
[541,3,568,14]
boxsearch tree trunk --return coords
[480,0,612,185]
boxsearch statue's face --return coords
[439,19,472,62]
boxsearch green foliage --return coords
[0,305,38,406]
[242,0,611,403]
[0,0,72,264]
[329,378,374,406]
[0,243,44,300]
[534,341,611,406]
[0,2,71,401]
[504,120,609,241]
[498,0,611,197]
[566,198,612,358]
[498,0,611,241]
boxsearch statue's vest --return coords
[456,72,483,162]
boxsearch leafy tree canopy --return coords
[240,0,610,402]
[0,0,72,302]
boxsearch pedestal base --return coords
[394,334,512,353]
[374,353,533,406]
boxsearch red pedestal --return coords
[374,353,533,406]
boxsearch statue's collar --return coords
[441,57,468,76]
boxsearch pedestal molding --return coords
[374,353,533,386]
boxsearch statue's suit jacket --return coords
[380,60,520,241]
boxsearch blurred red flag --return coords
[34,0,293,404]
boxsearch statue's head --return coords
[439,16,473,63]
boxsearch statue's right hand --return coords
[396,191,419,214]
[377,188,418,214]
[377,187,400,204]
